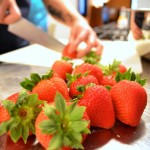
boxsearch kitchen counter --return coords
[0,57,150,149]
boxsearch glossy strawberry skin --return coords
[112,64,127,76]
[69,75,99,98]
[51,60,73,81]
[73,63,103,84]
[0,93,19,123]
[62,43,77,59]
[32,77,70,103]
[119,65,127,74]
[79,85,115,129]
[110,80,147,127]
[100,75,117,87]
[35,105,89,149]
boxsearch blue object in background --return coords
[28,0,48,32]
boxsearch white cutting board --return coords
[0,41,142,73]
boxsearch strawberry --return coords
[62,43,77,59]
[67,73,99,98]
[102,59,127,77]
[0,93,19,124]
[110,80,147,127]
[73,63,103,84]
[100,75,117,87]
[0,92,43,143]
[79,85,115,129]
[20,70,70,103]
[51,60,73,81]
[35,92,90,150]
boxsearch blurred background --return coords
[29,0,150,41]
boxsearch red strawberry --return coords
[35,92,90,150]
[118,64,127,74]
[79,85,115,129]
[100,75,117,87]
[102,59,127,77]
[73,63,103,84]
[68,74,99,98]
[20,71,70,103]
[62,43,77,59]
[0,92,43,143]
[51,60,73,81]
[0,93,19,123]
[110,80,147,127]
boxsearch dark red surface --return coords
[0,121,145,150]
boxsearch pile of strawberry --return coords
[0,50,147,150]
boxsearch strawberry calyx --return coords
[115,68,146,86]
[83,50,101,65]
[39,92,90,150]
[20,70,54,91]
[0,92,43,143]
[66,72,89,87]
[102,59,122,75]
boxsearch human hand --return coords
[68,19,103,58]
[0,0,21,24]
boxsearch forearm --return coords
[43,0,86,26]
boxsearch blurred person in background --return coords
[130,10,150,40]
[0,0,103,58]
[130,11,145,40]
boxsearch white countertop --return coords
[0,40,142,73]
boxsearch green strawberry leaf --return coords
[68,131,83,149]
[66,101,77,114]
[28,122,35,134]
[68,106,85,121]
[20,70,54,91]
[70,120,89,132]
[20,78,35,91]
[41,70,54,80]
[2,100,15,114]
[55,92,66,114]
[63,136,72,146]
[83,50,101,65]
[10,123,22,143]
[66,73,82,87]
[30,73,41,84]
[102,59,121,75]
[39,92,90,150]
[0,118,14,136]
[40,120,57,134]
[43,103,59,122]
[22,125,29,143]
[48,131,63,150]
[0,92,43,143]
[115,68,147,86]
[62,56,72,61]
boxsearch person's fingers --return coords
[3,0,21,24]
[94,39,103,56]
[0,0,21,24]
[68,30,89,54]
[77,34,96,58]
[0,0,8,23]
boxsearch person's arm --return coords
[0,0,21,24]
[130,11,143,40]
[43,0,103,58]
